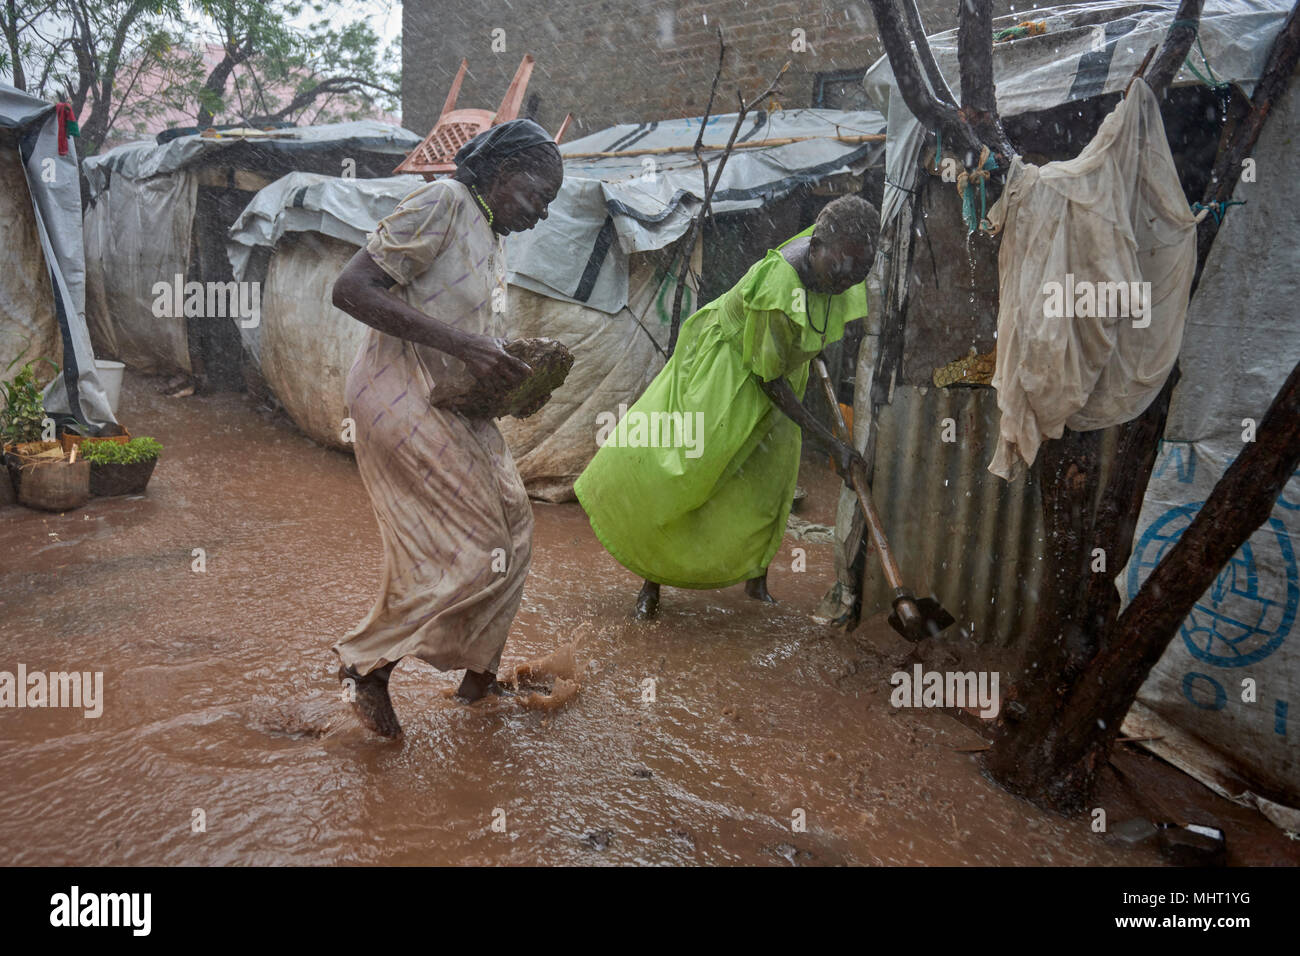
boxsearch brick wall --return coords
[402,0,1023,139]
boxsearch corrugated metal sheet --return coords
[860,382,1124,645]
[861,384,1046,646]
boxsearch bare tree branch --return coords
[1146,0,1205,96]
[901,0,955,107]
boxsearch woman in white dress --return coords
[329,119,563,736]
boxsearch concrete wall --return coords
[402,1,1024,139]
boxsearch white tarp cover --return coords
[865,0,1295,231]
[229,109,885,316]
[0,82,115,430]
[83,168,197,373]
[244,226,696,501]
[1119,78,1300,828]
[985,80,1196,480]
[81,120,420,201]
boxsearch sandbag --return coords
[986,79,1196,480]
[258,233,367,450]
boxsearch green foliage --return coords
[2,0,398,152]
[81,436,163,464]
[1,355,57,446]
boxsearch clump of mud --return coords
[455,338,574,419]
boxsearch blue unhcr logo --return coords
[1128,503,1298,667]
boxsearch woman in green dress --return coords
[574,195,879,618]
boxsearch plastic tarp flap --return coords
[83,168,197,374]
[81,120,420,201]
[865,0,1295,231]
[0,82,114,429]
[227,172,424,283]
[1119,78,1300,826]
[985,80,1196,480]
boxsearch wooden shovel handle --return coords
[812,358,907,593]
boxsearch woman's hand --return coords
[458,335,532,391]
[831,439,867,484]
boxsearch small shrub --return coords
[1,356,58,445]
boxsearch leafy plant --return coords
[81,436,163,464]
[1,354,58,446]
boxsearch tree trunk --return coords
[987,361,1300,811]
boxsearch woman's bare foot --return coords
[456,668,502,702]
[744,572,777,604]
[634,579,660,620]
[339,662,401,738]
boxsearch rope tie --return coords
[957,146,997,234]
[1192,199,1245,226]
[1170,18,1231,91]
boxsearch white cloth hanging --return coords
[986,78,1197,480]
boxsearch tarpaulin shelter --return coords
[225,107,886,500]
[829,0,1298,826]
[0,83,115,432]
[80,121,421,389]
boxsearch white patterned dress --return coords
[333,178,533,677]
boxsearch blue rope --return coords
[962,152,998,234]
[1169,18,1231,91]
[1192,199,1246,226]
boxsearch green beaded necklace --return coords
[470,185,494,226]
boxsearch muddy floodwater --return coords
[2,375,1295,866]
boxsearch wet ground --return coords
[1,372,1296,866]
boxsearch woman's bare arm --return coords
[758,375,865,479]
[332,249,530,387]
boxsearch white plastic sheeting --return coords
[83,169,197,374]
[986,80,1196,480]
[1119,79,1300,826]
[0,141,61,375]
[80,122,420,376]
[864,0,1295,231]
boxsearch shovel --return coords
[812,357,955,643]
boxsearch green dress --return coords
[573,225,868,589]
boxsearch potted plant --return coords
[81,436,163,497]
[2,354,60,505]
[2,355,57,448]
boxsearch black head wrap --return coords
[452,118,558,186]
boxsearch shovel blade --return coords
[888,595,957,643]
